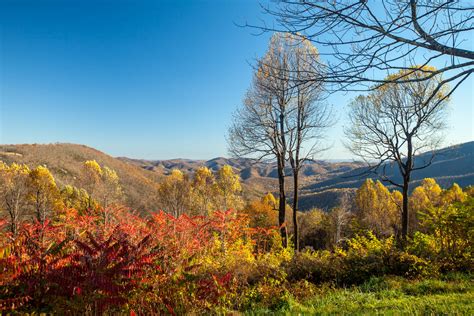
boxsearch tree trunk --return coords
[401,177,410,244]
[292,170,299,251]
[278,105,288,247]
[335,213,341,244]
[277,155,287,247]
[401,137,413,246]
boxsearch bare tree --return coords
[344,66,449,242]
[229,33,295,245]
[255,1,473,97]
[329,193,352,245]
[285,35,333,250]
[229,33,332,248]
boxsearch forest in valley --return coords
[1,0,473,314]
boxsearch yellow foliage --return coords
[442,183,467,204]
[355,179,400,236]
[28,165,63,222]
[192,167,217,215]
[0,162,31,234]
[261,192,277,209]
[157,169,191,217]
[241,199,278,228]
[83,160,103,178]
[60,184,91,212]
[216,165,243,211]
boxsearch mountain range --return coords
[0,141,472,212]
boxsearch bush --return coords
[286,232,430,287]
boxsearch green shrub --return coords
[285,249,342,284]
[341,232,430,284]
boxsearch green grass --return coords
[246,274,474,315]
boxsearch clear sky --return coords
[1,0,473,160]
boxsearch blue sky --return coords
[0,0,472,160]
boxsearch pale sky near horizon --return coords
[1,0,473,160]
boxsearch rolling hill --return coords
[302,141,474,194]
[0,141,472,212]
[0,143,161,212]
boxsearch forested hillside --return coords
[303,142,474,194]
[0,144,160,212]
[1,142,472,212]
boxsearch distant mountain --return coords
[298,188,357,212]
[1,141,472,212]
[118,156,365,198]
[301,141,474,195]
[119,156,364,181]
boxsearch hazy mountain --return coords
[301,141,474,194]
[119,156,364,182]
[1,141,472,212]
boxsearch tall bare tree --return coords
[255,1,473,96]
[229,33,331,248]
[229,33,294,245]
[285,35,332,250]
[344,66,449,242]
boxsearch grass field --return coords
[247,273,473,315]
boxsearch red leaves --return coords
[0,208,279,313]
[73,286,82,296]
[47,228,157,312]
[197,272,234,304]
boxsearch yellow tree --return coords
[411,178,442,209]
[261,192,277,210]
[191,166,216,215]
[355,179,399,236]
[391,190,403,232]
[374,181,400,235]
[101,166,123,208]
[355,179,378,224]
[442,183,467,205]
[60,185,91,212]
[97,166,124,225]
[241,198,278,228]
[0,162,31,235]
[28,166,62,224]
[410,178,443,230]
[215,165,243,211]
[80,161,123,214]
[157,169,192,217]
[81,160,103,209]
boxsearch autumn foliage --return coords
[0,159,472,314]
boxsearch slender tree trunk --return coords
[401,137,414,245]
[278,104,288,247]
[277,155,287,247]
[292,169,299,251]
[401,177,410,243]
[9,211,17,236]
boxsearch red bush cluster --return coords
[0,208,277,314]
